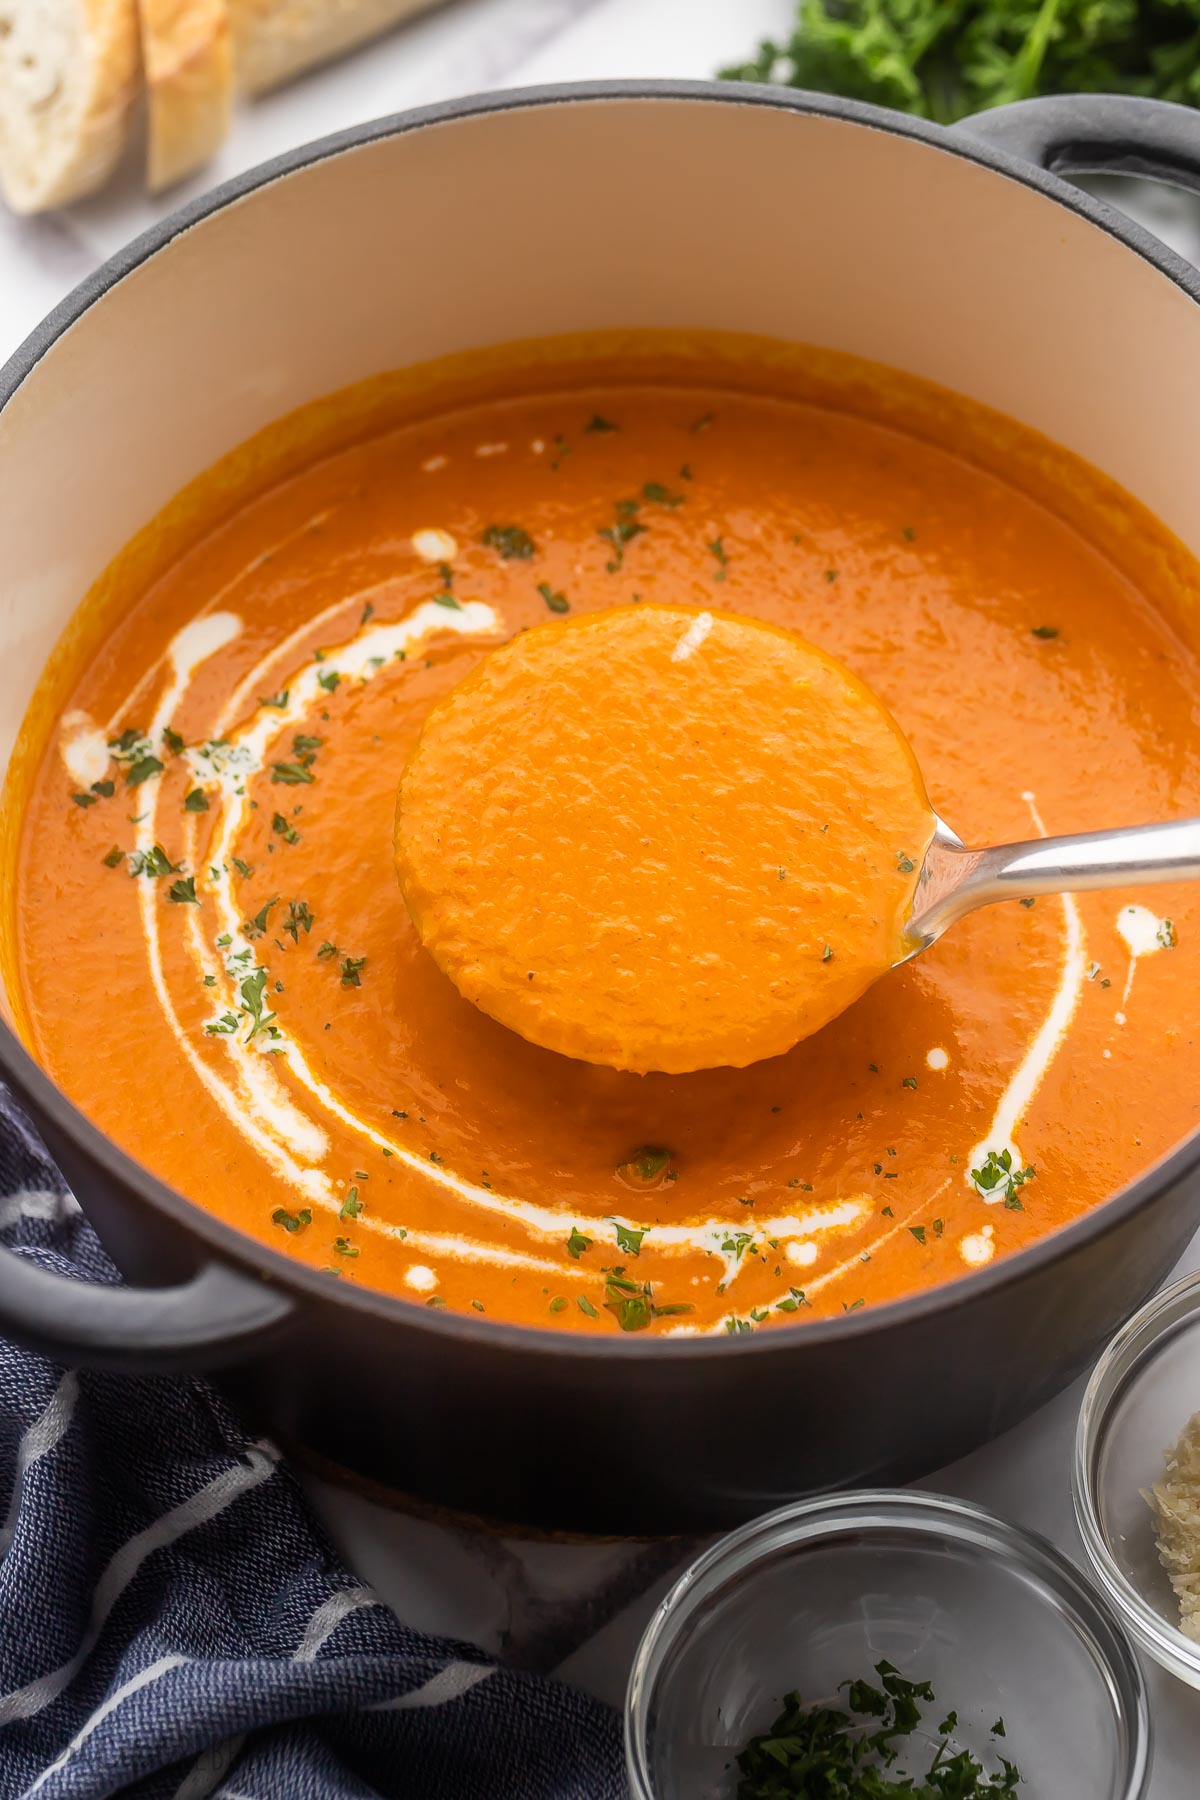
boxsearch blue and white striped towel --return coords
[0,1091,627,1799]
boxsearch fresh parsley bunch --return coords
[721,0,1200,124]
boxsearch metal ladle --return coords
[903,815,1199,959]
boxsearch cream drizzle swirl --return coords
[121,593,874,1295]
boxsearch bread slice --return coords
[0,0,140,213]
[229,0,436,96]
[138,0,232,191]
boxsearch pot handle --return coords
[954,94,1200,193]
[0,1241,294,1371]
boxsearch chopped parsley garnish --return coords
[909,1224,926,1243]
[271,1207,311,1233]
[735,1661,1020,1798]
[577,1295,599,1318]
[481,523,536,560]
[613,1222,646,1257]
[707,536,728,579]
[822,945,834,962]
[340,1188,363,1219]
[601,1267,691,1332]
[897,851,915,873]
[642,481,684,507]
[272,735,321,784]
[434,592,462,609]
[240,968,277,1043]
[71,792,97,808]
[775,1287,811,1313]
[243,897,278,939]
[690,411,714,432]
[206,1012,239,1035]
[585,415,617,432]
[537,582,569,613]
[618,1145,673,1184]
[271,812,300,845]
[317,670,341,692]
[128,844,178,879]
[282,899,314,943]
[1158,917,1178,948]
[598,498,645,572]
[168,877,199,906]
[566,1227,592,1260]
[184,788,209,812]
[102,845,124,868]
[902,1076,918,1090]
[125,754,164,787]
[162,727,185,756]
[93,779,115,797]
[317,941,339,961]
[260,691,289,709]
[340,955,366,988]
[332,1237,359,1259]
[1031,625,1059,639]
[721,1230,756,1264]
[971,1147,1035,1207]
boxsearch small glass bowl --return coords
[625,1490,1150,1800]
[1075,1266,1200,1687]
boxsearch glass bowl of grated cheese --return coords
[1076,1265,1200,1688]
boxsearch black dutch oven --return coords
[1,83,1199,1533]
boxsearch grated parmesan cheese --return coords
[1143,1411,1200,1642]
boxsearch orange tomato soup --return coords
[7,334,1200,1335]
[395,604,935,1073]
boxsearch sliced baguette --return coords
[229,0,437,96]
[138,0,232,191]
[0,0,140,213]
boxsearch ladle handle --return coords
[911,818,1200,946]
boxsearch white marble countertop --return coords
[4,0,1200,1791]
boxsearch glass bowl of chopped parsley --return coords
[1076,1266,1200,1690]
[625,1490,1149,1799]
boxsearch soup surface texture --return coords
[8,339,1200,1335]
[395,603,935,1073]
